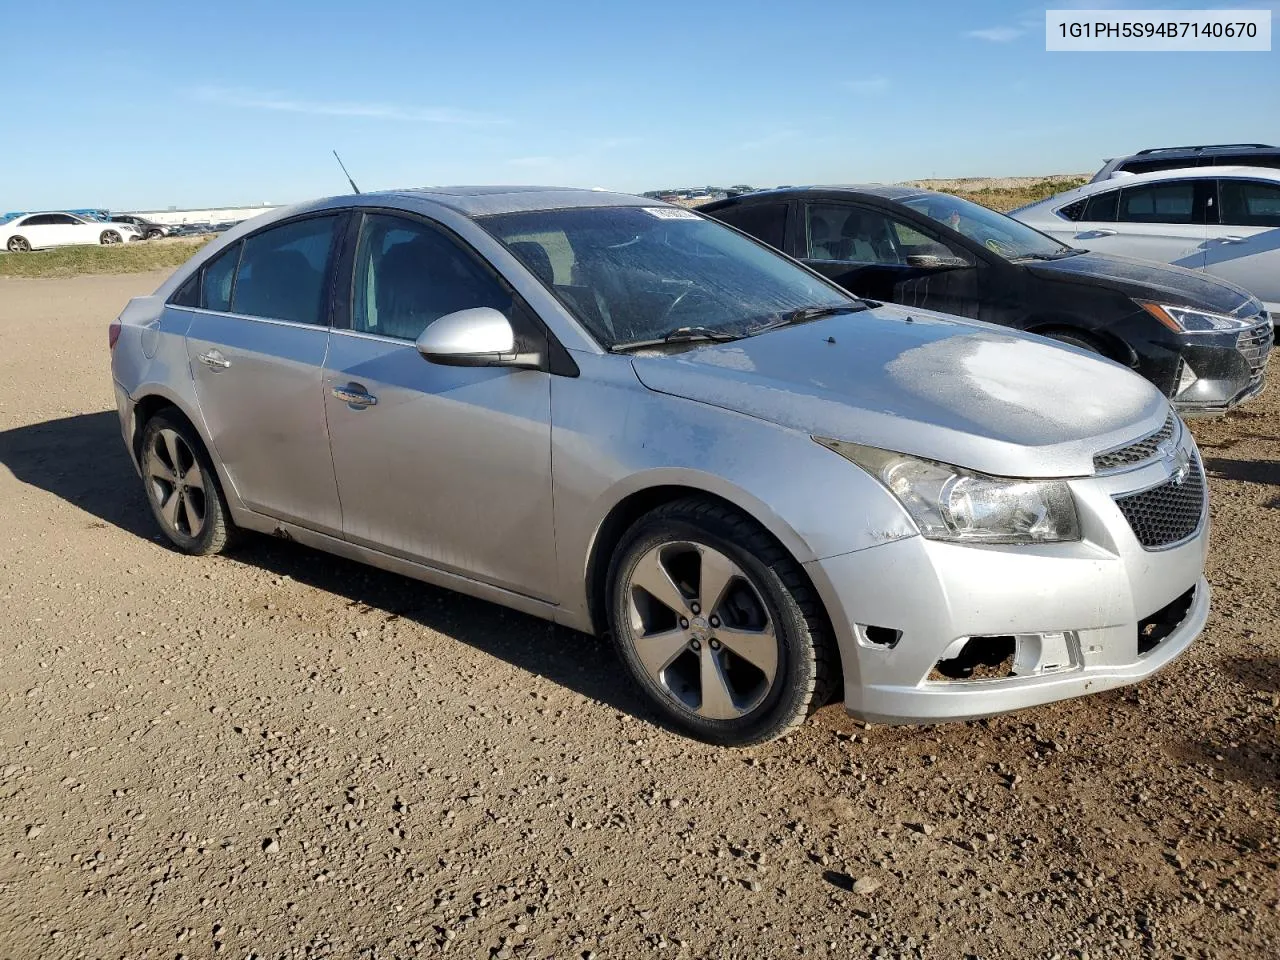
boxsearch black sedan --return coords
[108,214,171,239]
[700,186,1273,414]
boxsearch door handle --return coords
[332,383,378,408]
[198,350,231,369]
[1218,235,1248,244]
[1077,228,1117,238]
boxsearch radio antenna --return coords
[332,150,361,194]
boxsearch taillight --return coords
[108,319,122,350]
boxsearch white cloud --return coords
[966,26,1024,42]
[846,76,890,95]
[188,86,503,125]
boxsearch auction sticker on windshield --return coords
[642,207,701,220]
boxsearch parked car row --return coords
[111,185,1216,745]
[0,211,143,252]
[0,209,245,252]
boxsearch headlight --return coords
[815,438,1080,544]
[1139,301,1258,334]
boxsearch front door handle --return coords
[332,383,378,408]
[1218,235,1248,244]
[1076,228,1117,238]
[198,350,231,369]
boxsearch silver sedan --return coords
[109,187,1209,745]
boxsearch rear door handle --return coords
[198,350,231,369]
[1076,228,1117,238]
[1218,235,1248,244]
[332,383,378,408]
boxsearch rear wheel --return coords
[7,236,30,253]
[140,411,235,555]
[607,498,837,746]
[145,229,163,240]
[100,230,122,245]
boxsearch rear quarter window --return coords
[712,202,788,250]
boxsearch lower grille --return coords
[1237,320,1273,381]
[1114,454,1206,548]
[1138,586,1196,655]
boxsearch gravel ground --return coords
[0,272,1276,960]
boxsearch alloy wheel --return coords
[145,428,207,539]
[7,237,29,252]
[101,231,121,245]
[624,541,778,720]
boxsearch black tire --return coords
[1041,329,1102,354]
[139,410,237,556]
[100,230,122,245]
[606,497,838,746]
[145,229,163,240]
[7,235,30,253]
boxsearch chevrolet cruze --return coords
[109,187,1210,745]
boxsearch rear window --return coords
[709,202,788,250]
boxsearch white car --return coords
[1012,167,1280,316]
[0,212,140,252]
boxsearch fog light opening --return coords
[929,636,1016,681]
[1175,358,1199,396]
[858,624,903,649]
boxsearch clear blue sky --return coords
[2,0,1277,211]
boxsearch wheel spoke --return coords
[159,487,180,529]
[181,461,204,491]
[631,552,689,615]
[163,430,185,476]
[698,549,741,615]
[179,492,201,535]
[634,628,690,679]
[698,650,738,720]
[715,625,778,677]
[146,451,176,484]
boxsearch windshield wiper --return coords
[610,325,742,352]
[749,303,869,335]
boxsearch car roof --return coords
[708,184,930,204]
[1023,165,1280,213]
[373,185,657,217]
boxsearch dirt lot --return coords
[0,272,1276,960]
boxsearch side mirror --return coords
[415,307,541,369]
[905,254,971,269]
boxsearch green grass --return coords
[0,237,211,279]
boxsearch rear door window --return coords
[1217,179,1280,227]
[230,216,340,325]
[1081,190,1119,222]
[200,243,241,312]
[712,202,788,250]
[1118,181,1197,224]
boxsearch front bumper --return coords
[806,438,1209,725]
[1167,320,1272,415]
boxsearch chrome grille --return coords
[1093,414,1176,472]
[1237,318,1273,381]
[1114,454,1206,549]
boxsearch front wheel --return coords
[145,229,163,240]
[1042,329,1102,354]
[607,498,837,746]
[100,230,122,245]
[7,236,30,252]
[140,411,236,555]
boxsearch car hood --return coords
[1025,251,1255,313]
[629,305,1169,478]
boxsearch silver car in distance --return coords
[109,187,1210,746]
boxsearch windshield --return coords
[480,206,855,349]
[902,193,1071,260]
